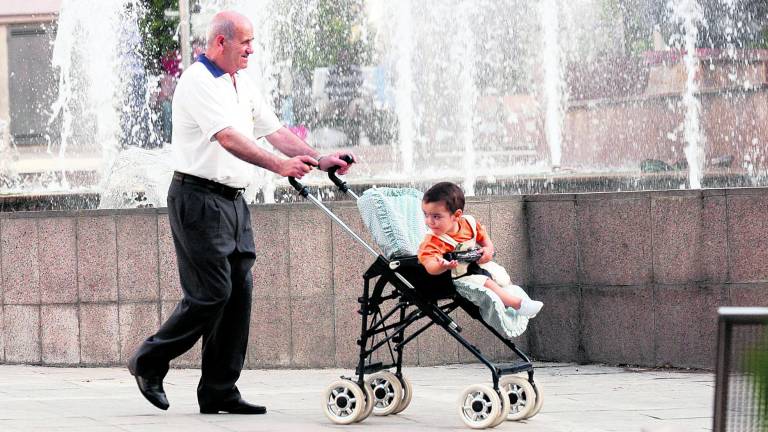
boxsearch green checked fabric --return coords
[357,187,428,258]
[453,281,530,338]
[357,187,529,339]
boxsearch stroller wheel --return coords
[499,376,536,421]
[526,382,544,419]
[490,385,511,428]
[355,380,375,422]
[322,379,365,425]
[458,383,502,429]
[392,375,413,414]
[366,371,404,416]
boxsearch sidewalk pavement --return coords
[0,362,713,432]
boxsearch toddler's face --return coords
[422,201,461,236]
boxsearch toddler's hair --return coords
[423,182,465,213]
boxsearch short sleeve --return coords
[417,236,450,265]
[251,91,283,138]
[177,75,234,141]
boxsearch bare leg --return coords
[483,278,522,309]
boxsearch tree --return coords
[601,0,768,55]
[139,0,180,76]
[273,0,374,75]
[271,0,376,129]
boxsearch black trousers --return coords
[129,179,256,407]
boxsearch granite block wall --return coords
[1,188,766,369]
[524,187,768,369]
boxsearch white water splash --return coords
[540,0,565,169]
[50,0,158,193]
[393,0,416,176]
[670,0,706,189]
[457,2,478,196]
[52,1,119,174]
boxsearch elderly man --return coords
[128,10,353,415]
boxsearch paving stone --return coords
[0,363,714,432]
[3,305,40,363]
[41,305,80,365]
[290,296,334,368]
[116,215,159,302]
[78,216,118,302]
[79,303,119,365]
[38,217,78,304]
[1,218,39,304]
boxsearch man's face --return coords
[221,20,254,73]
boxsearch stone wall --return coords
[525,188,768,368]
[1,188,767,370]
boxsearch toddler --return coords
[417,182,543,318]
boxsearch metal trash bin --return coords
[713,307,768,432]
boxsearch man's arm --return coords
[264,125,319,158]
[215,127,315,178]
[265,126,355,174]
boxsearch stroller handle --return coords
[288,176,309,198]
[328,154,355,193]
[289,154,355,198]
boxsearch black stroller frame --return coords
[289,163,542,428]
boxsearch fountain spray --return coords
[394,0,415,177]
[670,0,706,189]
[540,0,564,171]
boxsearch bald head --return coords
[204,10,255,74]
[207,11,250,47]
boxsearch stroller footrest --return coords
[496,361,533,375]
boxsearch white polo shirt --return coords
[171,54,283,188]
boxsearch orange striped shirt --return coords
[417,217,488,265]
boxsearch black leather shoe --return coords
[132,374,170,411]
[127,358,169,411]
[200,399,267,414]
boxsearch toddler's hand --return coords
[478,247,494,264]
[438,257,459,270]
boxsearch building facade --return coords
[0,0,60,148]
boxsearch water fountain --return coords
[670,0,706,189]
[540,0,565,171]
[1,0,767,210]
[392,0,415,178]
[2,0,768,375]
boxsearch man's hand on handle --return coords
[279,151,356,179]
[278,155,316,178]
[317,151,356,175]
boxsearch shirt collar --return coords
[196,54,227,78]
